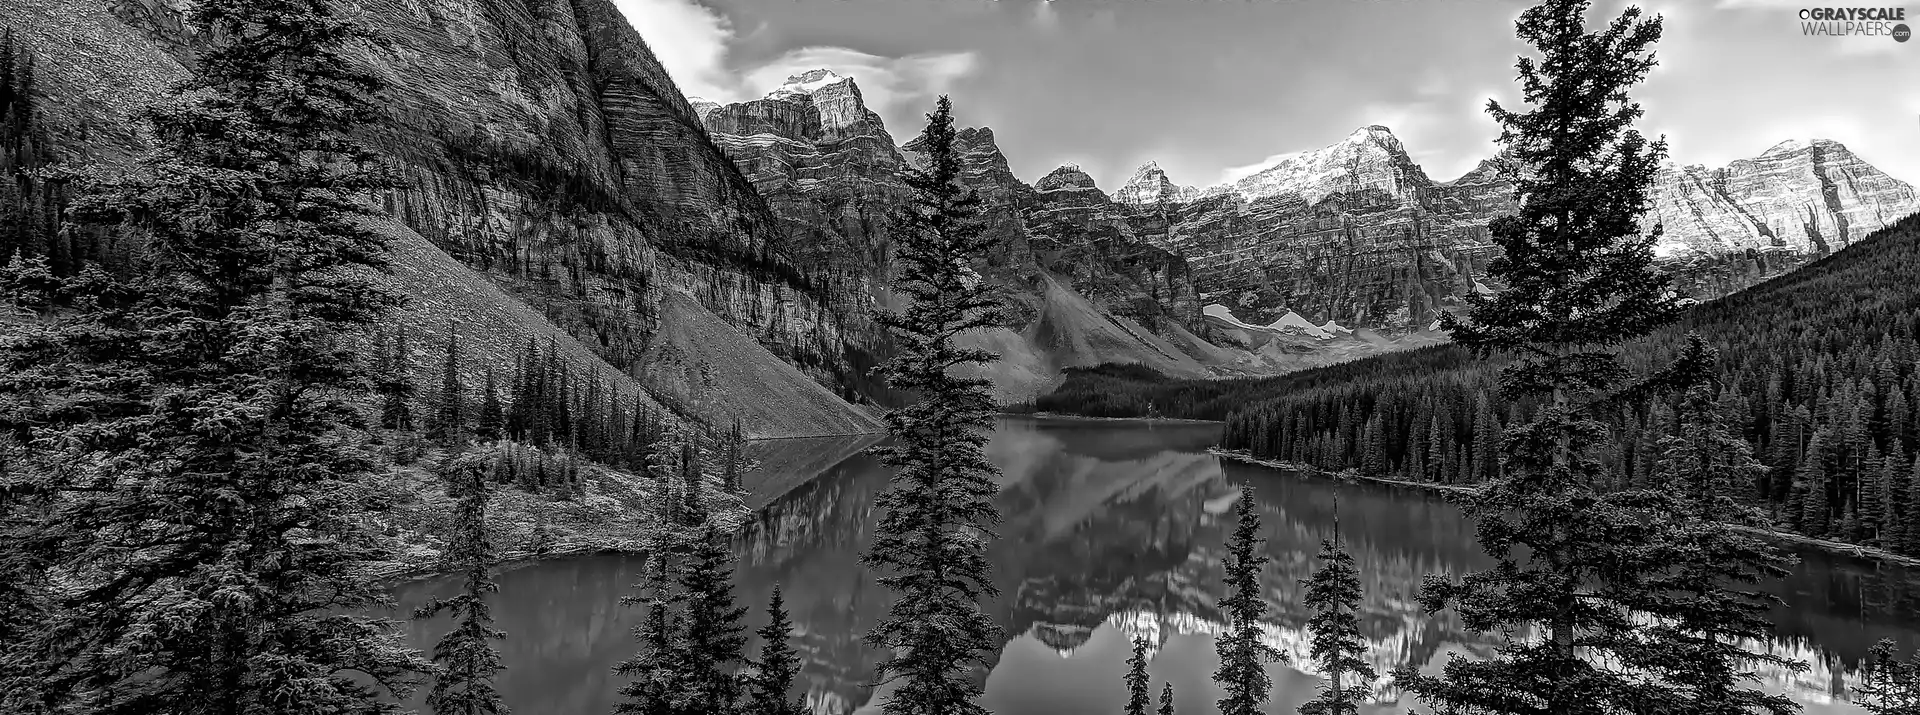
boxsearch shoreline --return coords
[369,542,644,588]
[1016,411,1225,425]
[1210,447,1920,568]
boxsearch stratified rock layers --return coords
[701,73,1219,401]
[1116,129,1917,332]
[6,0,881,437]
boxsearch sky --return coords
[612,0,1919,192]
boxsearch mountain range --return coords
[3,1,1917,429]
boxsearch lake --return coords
[392,416,1920,714]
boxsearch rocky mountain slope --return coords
[1116,128,1919,336]
[0,0,881,438]
[698,72,1228,402]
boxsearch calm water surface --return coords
[393,417,1920,714]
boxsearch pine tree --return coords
[1297,507,1375,715]
[1799,432,1832,536]
[1124,636,1153,715]
[1907,456,1920,555]
[1631,337,1803,714]
[1395,1,1689,712]
[384,325,419,431]
[1215,485,1283,715]
[1854,639,1920,714]
[414,450,510,715]
[429,326,466,443]
[724,417,746,495]
[676,523,749,714]
[0,435,51,715]
[1157,682,1176,715]
[0,0,432,710]
[860,95,1005,715]
[614,501,687,715]
[680,439,707,528]
[744,586,804,715]
[477,368,505,441]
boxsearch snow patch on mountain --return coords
[768,69,848,98]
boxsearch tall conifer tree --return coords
[1855,639,1920,714]
[1124,637,1153,715]
[0,0,432,710]
[1634,337,1803,714]
[1157,682,1176,715]
[860,95,1005,715]
[675,523,749,714]
[1297,504,1374,715]
[1215,485,1283,715]
[429,327,465,442]
[744,586,804,715]
[1393,0,1694,712]
[414,450,509,715]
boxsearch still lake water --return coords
[393,416,1920,714]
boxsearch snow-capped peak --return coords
[768,69,849,98]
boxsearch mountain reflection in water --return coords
[393,416,1920,714]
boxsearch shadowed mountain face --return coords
[395,418,1920,715]
[697,73,1221,403]
[1,0,880,437]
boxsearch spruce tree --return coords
[384,325,419,431]
[0,435,51,715]
[429,326,466,443]
[725,417,746,495]
[477,368,505,441]
[1855,639,1920,714]
[1297,510,1375,715]
[1215,485,1283,715]
[1157,682,1176,715]
[0,0,432,711]
[614,503,686,715]
[744,586,804,715]
[676,523,749,714]
[414,450,509,715]
[860,95,1005,715]
[1633,337,1803,715]
[1124,636,1153,715]
[1394,0,1693,712]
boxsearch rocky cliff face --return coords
[1,0,880,437]
[700,72,1229,401]
[1113,161,1200,206]
[1650,138,1919,256]
[1118,128,1918,333]
[1119,126,1500,334]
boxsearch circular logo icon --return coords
[1896,23,1912,42]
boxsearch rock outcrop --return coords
[2,0,881,437]
[1113,161,1200,206]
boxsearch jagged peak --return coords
[1035,163,1100,192]
[1763,138,1808,154]
[767,68,852,98]
[1116,160,1201,205]
[903,125,1002,156]
[1760,137,1854,158]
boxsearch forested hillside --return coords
[1202,211,1920,555]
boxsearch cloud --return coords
[741,47,979,116]
[609,0,978,116]
[609,0,739,101]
